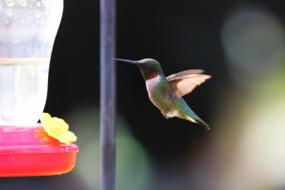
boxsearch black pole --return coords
[100,0,116,189]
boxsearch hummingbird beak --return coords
[113,58,138,65]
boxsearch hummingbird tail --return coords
[194,118,210,130]
[184,114,210,130]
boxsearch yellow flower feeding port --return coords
[41,113,77,145]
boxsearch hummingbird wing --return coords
[166,70,211,97]
[167,69,204,79]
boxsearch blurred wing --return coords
[167,70,211,97]
[167,69,204,79]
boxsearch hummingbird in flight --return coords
[114,58,211,129]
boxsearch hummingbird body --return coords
[146,75,205,124]
[115,58,211,129]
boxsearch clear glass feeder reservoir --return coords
[0,0,78,177]
[0,0,62,125]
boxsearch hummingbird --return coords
[115,58,211,129]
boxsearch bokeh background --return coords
[1,0,285,189]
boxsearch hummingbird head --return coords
[114,58,163,80]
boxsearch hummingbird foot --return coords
[161,112,171,119]
[165,110,180,119]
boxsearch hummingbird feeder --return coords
[0,0,78,177]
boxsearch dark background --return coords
[1,0,285,190]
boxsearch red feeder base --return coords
[0,126,79,177]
